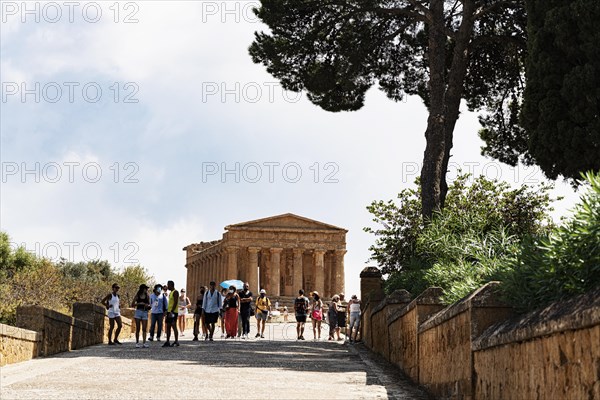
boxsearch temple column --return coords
[186,264,192,295]
[210,254,216,283]
[218,250,225,284]
[293,248,304,294]
[248,247,260,293]
[226,246,238,280]
[314,249,326,296]
[269,248,283,296]
[334,249,347,296]
[200,258,206,287]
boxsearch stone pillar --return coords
[209,254,216,283]
[334,249,347,296]
[360,266,384,303]
[293,248,304,294]
[186,264,192,296]
[314,249,326,296]
[269,248,283,296]
[226,247,238,280]
[248,247,260,293]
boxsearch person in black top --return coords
[132,284,151,348]
[193,286,207,341]
[238,282,253,339]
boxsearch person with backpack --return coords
[254,289,271,339]
[101,283,123,345]
[310,291,324,340]
[148,284,168,342]
[202,281,222,341]
[327,295,342,341]
[294,289,310,340]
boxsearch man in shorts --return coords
[254,289,271,339]
[202,281,222,341]
[294,289,310,340]
[162,280,180,347]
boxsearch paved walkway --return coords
[1,323,430,400]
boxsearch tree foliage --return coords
[365,174,555,303]
[481,0,600,182]
[249,0,527,218]
[0,234,156,325]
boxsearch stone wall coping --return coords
[473,287,600,351]
[388,287,445,325]
[18,305,94,332]
[360,267,382,278]
[0,323,41,342]
[418,282,509,333]
[372,290,412,315]
[73,302,107,315]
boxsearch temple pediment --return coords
[225,213,346,232]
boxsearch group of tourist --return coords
[101,280,362,347]
[294,290,362,342]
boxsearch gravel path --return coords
[1,323,430,400]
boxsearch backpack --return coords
[295,297,308,314]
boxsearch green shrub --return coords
[501,171,600,311]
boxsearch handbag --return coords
[311,309,322,320]
[249,304,255,316]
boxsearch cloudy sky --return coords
[1,1,581,297]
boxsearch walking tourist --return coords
[224,285,240,338]
[348,295,362,343]
[338,293,347,340]
[131,284,151,348]
[238,282,253,339]
[149,284,168,342]
[178,288,191,336]
[294,289,310,340]
[283,306,289,322]
[193,286,207,341]
[101,283,123,345]
[202,281,222,341]
[310,291,324,340]
[255,289,271,338]
[219,287,227,338]
[162,280,180,347]
[327,295,342,341]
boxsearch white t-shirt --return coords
[349,301,361,313]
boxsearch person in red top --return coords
[223,285,240,338]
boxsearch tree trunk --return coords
[422,0,476,216]
[421,0,447,220]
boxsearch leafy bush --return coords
[501,171,600,311]
[0,233,156,324]
[365,174,556,303]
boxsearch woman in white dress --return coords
[177,288,191,336]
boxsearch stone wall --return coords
[0,323,41,366]
[387,287,445,382]
[16,305,98,356]
[360,268,600,400]
[417,283,513,399]
[1,303,134,365]
[473,287,600,400]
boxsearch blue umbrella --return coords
[220,279,244,290]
